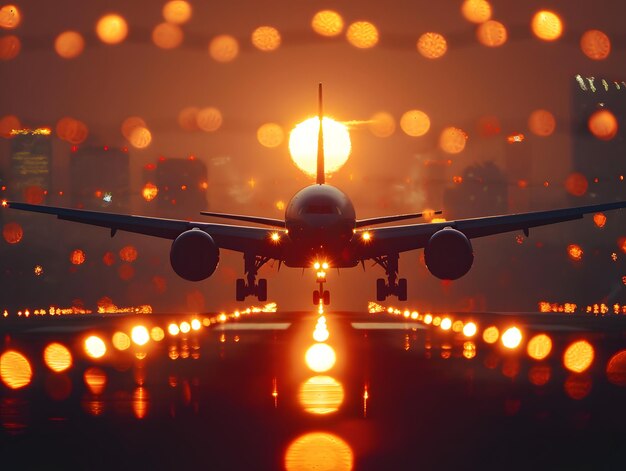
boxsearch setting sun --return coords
[289,117,351,177]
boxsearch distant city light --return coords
[96,13,129,45]
[251,26,281,51]
[55,31,85,59]
[312,10,344,37]
[580,29,610,60]
[531,10,563,42]
[417,32,447,59]
[346,21,379,49]
[209,34,239,62]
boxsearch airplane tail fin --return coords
[316,83,325,185]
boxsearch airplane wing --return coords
[5,202,284,258]
[354,200,626,257]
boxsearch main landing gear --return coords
[236,253,269,301]
[313,262,330,306]
[373,253,407,301]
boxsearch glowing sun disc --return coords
[289,117,351,177]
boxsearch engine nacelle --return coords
[170,229,219,281]
[424,227,473,280]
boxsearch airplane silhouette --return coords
[4,84,626,304]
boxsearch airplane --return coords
[3,84,626,305]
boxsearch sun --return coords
[289,117,351,177]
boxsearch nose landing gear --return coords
[313,262,331,306]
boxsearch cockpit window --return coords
[300,204,342,215]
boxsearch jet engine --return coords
[170,229,219,281]
[424,227,473,280]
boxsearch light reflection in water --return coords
[0,350,32,389]
[284,432,354,471]
[305,344,336,373]
[463,341,476,359]
[606,350,626,387]
[43,342,72,372]
[84,335,107,359]
[527,333,552,360]
[84,367,107,395]
[564,373,593,400]
[133,387,149,419]
[528,365,551,386]
[563,340,594,373]
[299,376,344,415]
[45,373,72,401]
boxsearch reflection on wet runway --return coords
[4,303,626,469]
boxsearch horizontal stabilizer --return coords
[355,211,442,228]
[200,211,286,228]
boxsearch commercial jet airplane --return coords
[4,85,626,305]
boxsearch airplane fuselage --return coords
[284,184,357,268]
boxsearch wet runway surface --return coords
[3,307,626,470]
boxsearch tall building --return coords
[10,128,52,204]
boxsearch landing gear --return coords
[373,253,408,301]
[313,289,330,306]
[313,262,331,306]
[236,253,269,301]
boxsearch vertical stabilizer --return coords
[316,83,325,185]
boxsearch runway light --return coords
[501,327,522,349]
[440,317,452,331]
[346,21,379,49]
[580,29,610,60]
[313,327,329,343]
[463,341,477,359]
[180,321,191,334]
[131,326,150,346]
[527,333,552,360]
[563,340,594,373]
[43,343,72,372]
[168,323,180,336]
[314,262,321,270]
[463,322,477,337]
[305,343,336,372]
[84,336,106,359]
[285,432,353,471]
[191,319,201,331]
[483,326,499,344]
[299,376,344,415]
[112,331,131,350]
[0,350,32,389]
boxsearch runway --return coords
[3,307,626,469]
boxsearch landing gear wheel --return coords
[323,290,330,305]
[376,278,386,301]
[257,278,268,302]
[313,290,321,305]
[236,278,246,301]
[398,278,407,301]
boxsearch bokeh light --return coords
[43,343,73,372]
[305,343,337,373]
[606,350,626,387]
[168,323,180,336]
[312,10,344,37]
[163,0,192,25]
[152,22,183,49]
[564,373,592,400]
[483,326,499,344]
[461,0,492,24]
[580,29,610,60]
[563,340,594,373]
[209,34,239,62]
[54,31,85,59]
[501,327,522,349]
[289,117,351,177]
[70,249,86,265]
[299,376,344,414]
[178,106,199,131]
[400,110,430,137]
[119,245,138,263]
[96,13,129,45]
[3,221,23,244]
[565,172,588,197]
[0,4,20,29]
[440,127,468,154]
[526,334,552,360]
[251,26,281,52]
[588,109,618,140]
[142,183,159,202]
[369,112,396,138]
[529,365,551,386]
[196,107,223,132]
[84,367,107,395]
[0,34,19,60]
[528,109,556,136]
[112,331,131,350]
[129,126,152,149]
[0,350,32,389]
[257,122,284,148]
[463,322,477,337]
[131,326,150,346]
[417,32,447,59]
[285,432,353,471]
[476,20,507,47]
[567,244,583,262]
[84,335,107,359]
[56,117,88,144]
[151,327,165,342]
[0,114,20,137]
[121,116,147,140]
[531,10,563,41]
[133,387,149,419]
[593,213,606,228]
[346,21,379,49]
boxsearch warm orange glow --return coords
[461,0,492,23]
[285,432,353,471]
[0,4,20,29]
[70,249,86,265]
[440,317,452,331]
[84,335,107,359]
[3,222,23,244]
[118,263,135,281]
[424,314,433,325]
[567,244,583,262]
[178,106,199,131]
[563,340,594,373]
[133,387,149,419]
[196,107,223,132]
[369,111,396,138]
[588,109,618,140]
[44,343,72,372]
[54,31,85,59]
[150,327,165,342]
[112,331,131,350]
[84,367,107,394]
[313,326,330,343]
[252,26,281,51]
[34,265,43,276]
[305,343,337,373]
[0,34,20,60]
[528,365,551,386]
[346,21,379,49]
[299,376,344,414]
[168,323,180,336]
[606,350,626,387]
[257,122,284,148]
[417,32,447,59]
[180,321,191,334]
[564,373,592,400]
[565,172,588,197]
[312,10,344,37]
[483,325,499,344]
[463,322,477,337]
[121,116,146,140]
[142,183,159,202]
[152,22,183,49]
[476,20,507,47]
[501,327,522,349]
[527,334,552,360]
[400,110,430,137]
[0,350,32,389]
[270,232,281,243]
[131,326,150,346]
[289,117,351,177]
[129,126,152,149]
[440,127,468,154]
[209,34,239,62]
[360,231,372,243]
[531,10,563,41]
[56,117,89,144]
[119,245,138,263]
[191,319,201,331]
[163,0,192,24]
[593,212,607,228]
[96,13,129,45]
[580,29,610,60]
[528,109,556,137]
